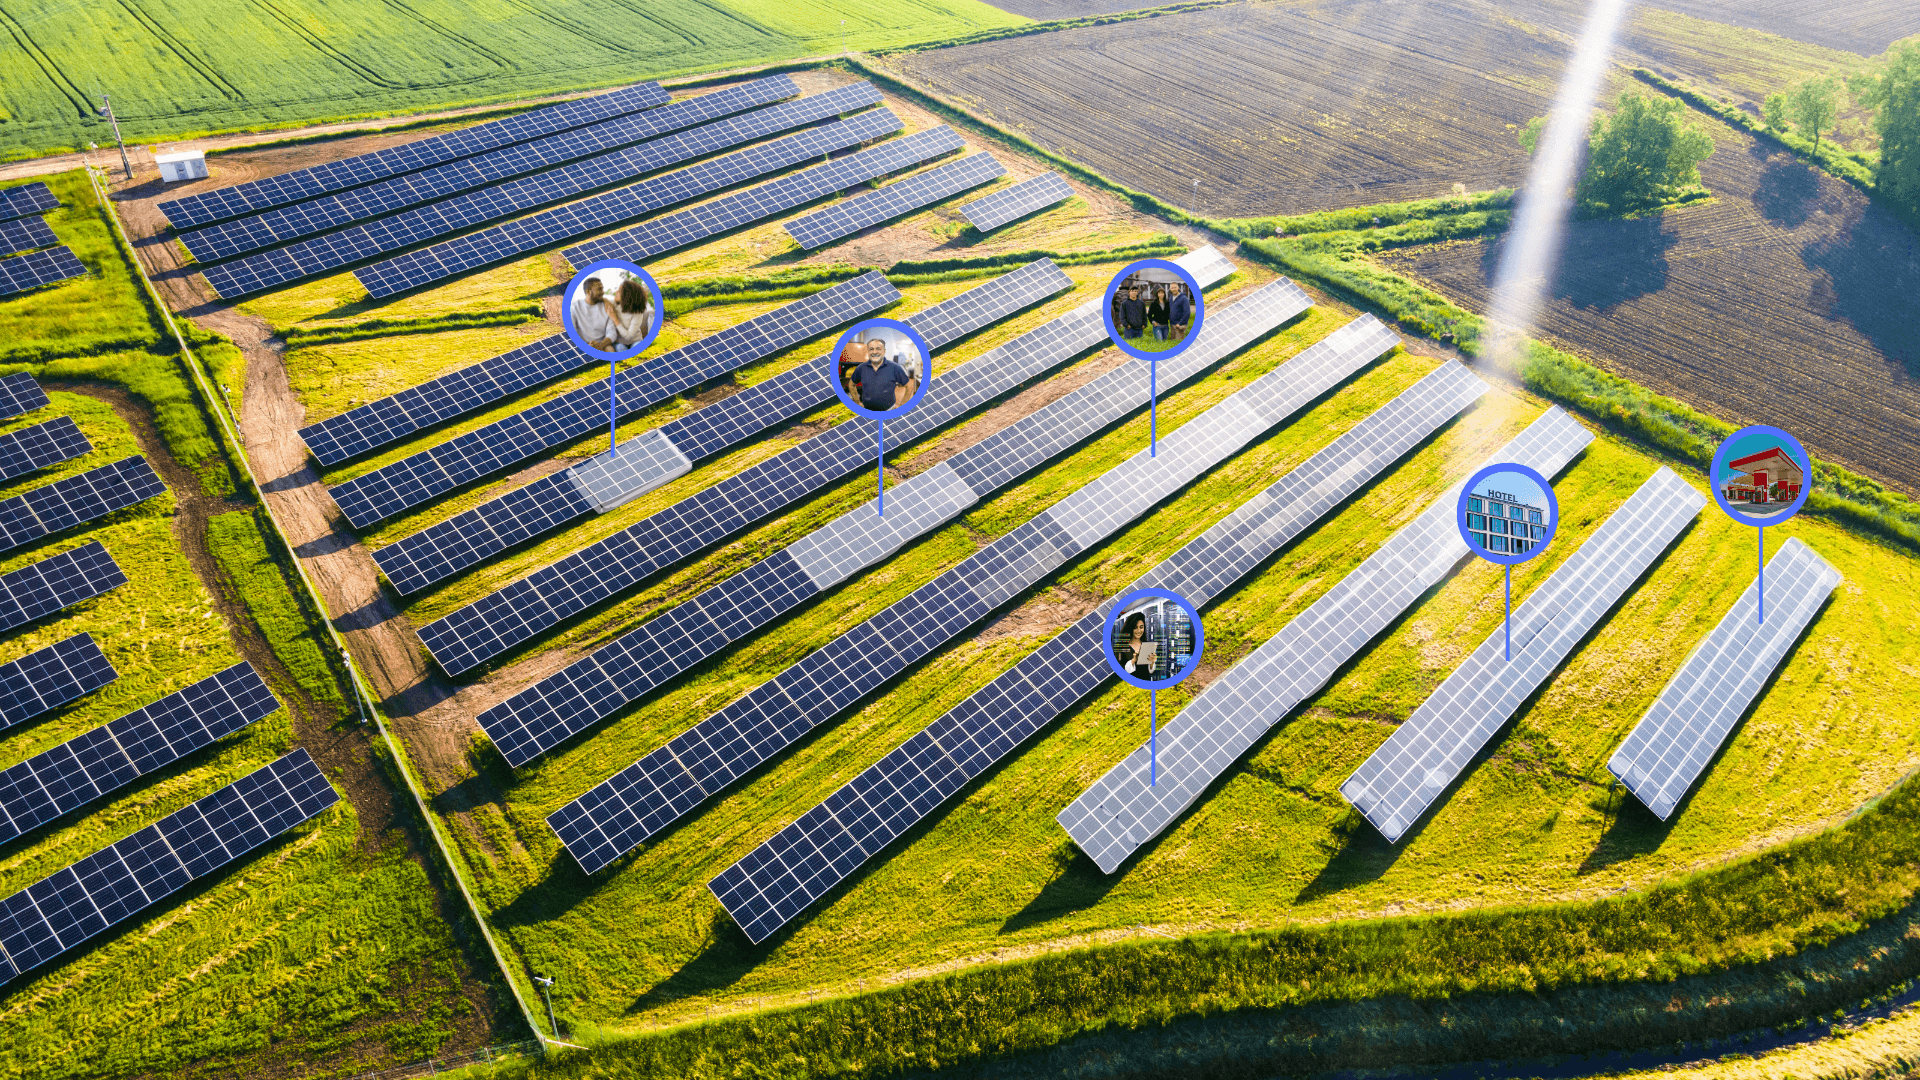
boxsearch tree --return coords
[1518,115,1546,155]
[1851,41,1920,220]
[1787,75,1844,156]
[1573,91,1715,216]
[1763,92,1791,132]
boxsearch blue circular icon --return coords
[1102,588,1205,689]
[1456,463,1559,566]
[1101,259,1205,363]
[830,318,934,420]
[562,260,663,361]
[1711,425,1811,526]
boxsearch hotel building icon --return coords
[1467,489,1546,554]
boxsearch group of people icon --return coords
[1110,280,1193,342]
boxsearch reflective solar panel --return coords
[0,634,115,733]
[474,275,1307,767]
[784,153,1006,249]
[1342,468,1705,841]
[418,259,1077,670]
[0,184,59,223]
[1608,537,1840,819]
[960,173,1075,232]
[0,376,48,423]
[180,77,798,262]
[0,217,57,258]
[0,456,167,554]
[0,247,86,297]
[156,82,670,228]
[1059,407,1594,873]
[0,418,91,483]
[706,362,1490,937]
[333,272,899,530]
[0,661,279,845]
[550,313,1409,876]
[207,85,889,298]
[0,748,335,984]
[0,542,126,633]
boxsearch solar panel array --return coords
[0,748,335,985]
[206,85,888,298]
[0,542,125,633]
[0,217,58,258]
[0,661,279,846]
[960,172,1075,232]
[1059,407,1594,873]
[180,77,799,262]
[0,247,86,297]
[332,272,899,530]
[550,312,1397,874]
[784,153,1006,249]
[0,418,90,483]
[1342,468,1705,842]
[157,82,670,228]
[413,259,1072,659]
[0,375,48,422]
[1608,537,1839,819]
[708,362,1490,937]
[477,276,1308,767]
[0,183,59,223]
[0,457,166,554]
[0,634,115,733]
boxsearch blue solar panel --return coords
[0,542,126,633]
[0,217,58,258]
[180,76,800,262]
[0,418,91,483]
[0,183,59,223]
[0,456,167,554]
[784,153,1006,249]
[0,749,336,984]
[0,247,86,297]
[0,375,51,424]
[156,83,671,228]
[961,173,1074,232]
[0,634,115,733]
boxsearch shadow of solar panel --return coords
[0,217,57,258]
[784,153,1006,249]
[156,82,670,228]
[0,456,167,554]
[0,634,114,733]
[333,272,899,532]
[961,173,1074,232]
[0,418,91,483]
[207,85,887,298]
[0,184,59,223]
[1060,407,1596,873]
[0,541,126,634]
[1608,536,1840,819]
[0,748,335,983]
[0,376,51,424]
[180,78,798,262]
[0,247,86,297]
[552,313,1403,877]
[706,362,1489,937]
[419,259,1073,675]
[474,276,1306,766]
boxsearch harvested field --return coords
[1380,109,1920,496]
[1641,0,1920,58]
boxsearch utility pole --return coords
[534,975,559,1041]
[99,94,133,181]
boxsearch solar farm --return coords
[1,1,1919,1077]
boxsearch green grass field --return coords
[0,0,1025,159]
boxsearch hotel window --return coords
[1528,509,1543,525]
[1532,524,1545,540]
[1468,497,1483,513]
[1491,535,1510,552]
[1467,513,1486,530]
[1491,519,1508,535]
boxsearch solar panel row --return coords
[0,375,48,422]
[415,259,1078,672]
[960,173,1075,233]
[551,313,1399,874]
[0,661,279,847]
[0,542,125,634]
[206,85,889,298]
[1342,468,1705,842]
[0,749,336,984]
[0,183,59,223]
[475,277,1309,767]
[709,361,1490,938]
[0,217,58,258]
[331,271,900,529]
[0,456,167,555]
[157,82,670,228]
[784,153,1006,249]
[0,634,115,733]
[0,417,90,483]
[180,77,799,262]
[1059,407,1594,873]
[1608,536,1839,819]
[0,247,86,297]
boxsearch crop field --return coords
[1380,106,1920,496]
[1639,0,1920,58]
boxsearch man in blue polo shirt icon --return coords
[849,338,914,411]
